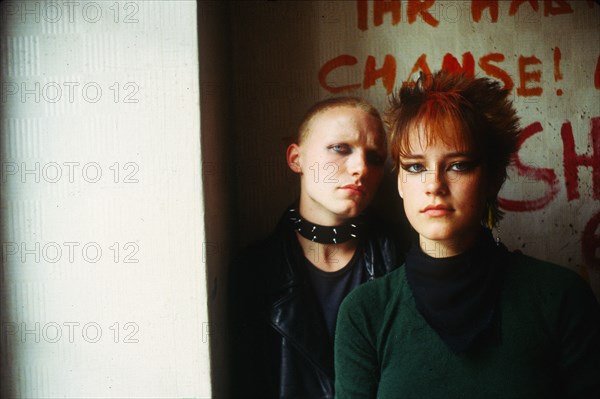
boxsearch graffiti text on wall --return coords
[319,1,599,96]
[317,0,600,271]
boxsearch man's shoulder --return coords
[240,231,283,259]
[231,213,298,292]
[236,208,291,258]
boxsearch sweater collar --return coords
[405,228,507,353]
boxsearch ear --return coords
[286,143,302,174]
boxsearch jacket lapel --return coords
[270,282,334,379]
[267,227,334,379]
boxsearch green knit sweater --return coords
[335,252,600,398]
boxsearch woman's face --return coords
[397,123,490,257]
[287,106,386,226]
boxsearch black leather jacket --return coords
[229,209,404,398]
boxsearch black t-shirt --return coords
[305,244,366,339]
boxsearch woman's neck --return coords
[419,232,479,258]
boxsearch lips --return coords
[421,204,454,216]
[340,184,366,194]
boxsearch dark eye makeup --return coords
[399,159,480,174]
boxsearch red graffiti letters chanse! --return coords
[319,51,549,96]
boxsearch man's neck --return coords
[295,232,358,272]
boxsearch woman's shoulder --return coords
[506,251,588,287]
[337,267,407,337]
[342,267,406,310]
[504,251,599,314]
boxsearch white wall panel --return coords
[1,1,210,397]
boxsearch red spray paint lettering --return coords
[517,56,543,97]
[497,122,560,212]
[561,117,600,201]
[319,51,551,95]
[357,0,580,31]
[554,47,563,96]
[357,0,439,31]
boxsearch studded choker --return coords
[287,206,362,244]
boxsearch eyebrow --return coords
[400,152,474,159]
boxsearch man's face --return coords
[288,106,386,226]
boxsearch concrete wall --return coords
[228,0,600,301]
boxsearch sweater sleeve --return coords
[554,271,600,398]
[334,287,380,399]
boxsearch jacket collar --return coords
[264,209,396,380]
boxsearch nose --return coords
[348,151,368,178]
[424,168,447,196]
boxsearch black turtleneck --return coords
[405,228,508,353]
